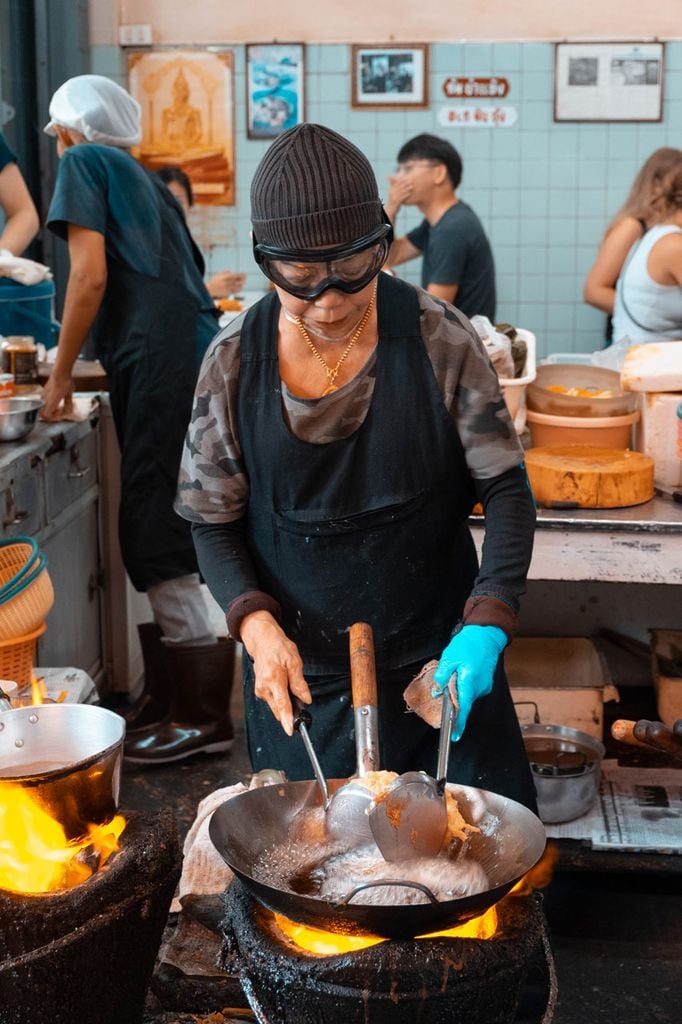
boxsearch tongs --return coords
[368,683,455,862]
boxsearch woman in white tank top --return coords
[612,161,682,344]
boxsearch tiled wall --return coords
[91,41,682,359]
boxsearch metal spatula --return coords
[325,622,380,844]
[368,683,455,862]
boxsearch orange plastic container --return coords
[526,409,640,449]
[0,622,46,688]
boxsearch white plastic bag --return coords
[590,336,633,372]
[470,315,515,378]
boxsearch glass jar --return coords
[1,336,38,389]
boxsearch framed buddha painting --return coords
[128,48,236,206]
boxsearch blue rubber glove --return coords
[432,624,508,742]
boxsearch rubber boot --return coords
[123,637,235,765]
[122,623,171,733]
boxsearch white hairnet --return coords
[44,75,141,148]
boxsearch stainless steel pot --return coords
[522,722,605,824]
[0,703,125,839]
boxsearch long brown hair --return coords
[649,160,682,219]
[608,147,682,232]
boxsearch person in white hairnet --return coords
[42,75,235,764]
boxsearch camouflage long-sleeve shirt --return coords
[176,287,524,525]
[176,286,535,641]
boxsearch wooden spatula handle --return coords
[611,719,650,749]
[350,622,378,709]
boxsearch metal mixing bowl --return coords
[0,397,43,442]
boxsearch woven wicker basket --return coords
[0,541,54,641]
[0,622,46,688]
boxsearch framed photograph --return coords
[128,48,236,206]
[352,44,429,109]
[246,43,305,139]
[554,42,664,122]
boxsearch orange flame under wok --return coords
[274,901,499,955]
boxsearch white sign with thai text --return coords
[437,105,518,128]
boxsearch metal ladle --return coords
[325,622,380,844]
[368,683,455,862]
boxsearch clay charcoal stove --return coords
[0,810,181,1024]
[220,878,554,1024]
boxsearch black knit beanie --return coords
[250,123,384,249]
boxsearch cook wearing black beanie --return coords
[177,122,539,816]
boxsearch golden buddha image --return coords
[129,50,235,206]
[161,70,203,151]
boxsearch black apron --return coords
[92,175,219,591]
[238,274,536,810]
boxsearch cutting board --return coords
[525,446,655,508]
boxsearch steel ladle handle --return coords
[436,684,454,787]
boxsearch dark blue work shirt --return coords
[0,132,17,172]
[46,143,212,314]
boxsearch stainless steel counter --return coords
[470,495,682,585]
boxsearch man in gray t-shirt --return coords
[385,133,496,321]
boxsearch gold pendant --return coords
[321,382,338,396]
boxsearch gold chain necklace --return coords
[293,286,377,396]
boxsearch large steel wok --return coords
[209,777,546,939]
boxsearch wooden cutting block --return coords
[525,445,655,508]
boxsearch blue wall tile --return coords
[664,42,682,72]
[491,43,522,73]
[520,218,548,246]
[522,45,554,73]
[463,44,493,73]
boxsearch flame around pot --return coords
[0,782,125,894]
